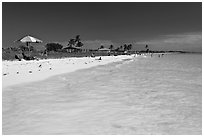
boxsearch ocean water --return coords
[3,53,202,135]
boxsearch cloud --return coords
[135,32,202,52]
[163,32,201,45]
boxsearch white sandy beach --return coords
[2,55,136,89]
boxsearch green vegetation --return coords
[99,45,104,49]
[45,43,63,52]
[67,35,84,48]
[109,45,114,50]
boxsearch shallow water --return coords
[3,53,202,134]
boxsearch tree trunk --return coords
[27,42,30,55]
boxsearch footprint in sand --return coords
[3,73,8,76]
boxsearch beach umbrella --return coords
[16,35,43,52]
[18,35,42,43]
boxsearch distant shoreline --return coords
[2,49,201,61]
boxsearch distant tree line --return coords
[109,44,133,51]
[98,44,132,51]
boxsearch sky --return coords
[2,2,202,52]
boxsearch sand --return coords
[2,55,136,88]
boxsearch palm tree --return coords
[127,44,132,50]
[109,45,114,50]
[124,44,128,51]
[76,41,83,47]
[120,45,123,50]
[100,45,104,49]
[75,35,80,43]
[75,35,84,47]
[68,39,76,47]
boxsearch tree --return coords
[68,35,84,48]
[145,44,148,49]
[123,44,128,51]
[127,44,132,50]
[76,41,83,47]
[109,45,114,50]
[75,35,80,43]
[19,45,29,51]
[29,46,35,51]
[45,43,63,52]
[68,39,76,47]
[100,45,104,49]
[120,45,123,50]
[115,47,119,51]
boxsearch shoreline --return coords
[2,55,136,89]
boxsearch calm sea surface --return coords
[3,53,202,135]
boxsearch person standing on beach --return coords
[43,50,48,57]
[145,44,149,53]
